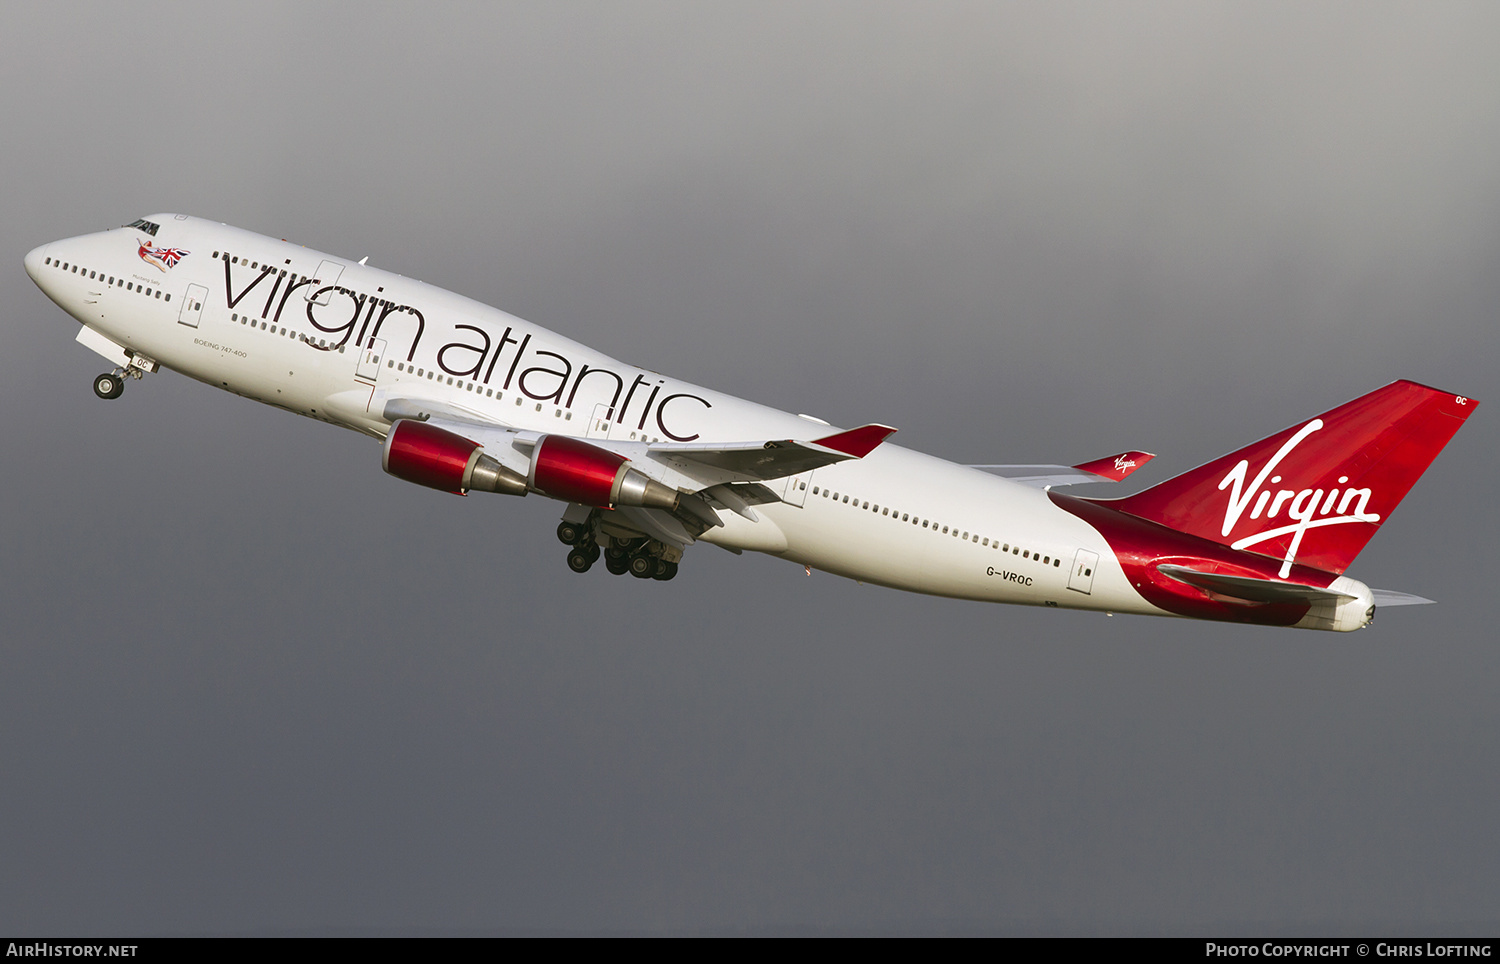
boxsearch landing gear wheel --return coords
[652,560,678,581]
[93,373,124,400]
[628,554,656,578]
[566,548,595,573]
[605,555,630,575]
[557,521,584,546]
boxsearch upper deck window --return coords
[124,218,160,237]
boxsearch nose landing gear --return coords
[92,372,125,399]
[91,353,156,401]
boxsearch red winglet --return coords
[813,424,899,458]
[1073,451,1155,482]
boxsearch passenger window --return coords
[1054,559,1061,567]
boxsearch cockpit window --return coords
[124,218,160,237]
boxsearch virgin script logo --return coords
[1216,419,1379,577]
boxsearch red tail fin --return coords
[1100,381,1477,575]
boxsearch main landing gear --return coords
[556,512,679,580]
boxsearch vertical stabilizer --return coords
[1099,381,1476,575]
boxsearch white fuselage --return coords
[26,215,1156,618]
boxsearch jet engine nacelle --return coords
[529,435,679,510]
[382,419,528,496]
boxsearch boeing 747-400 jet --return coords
[24,215,1477,631]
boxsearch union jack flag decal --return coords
[138,238,189,272]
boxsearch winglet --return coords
[1072,451,1154,482]
[813,424,898,458]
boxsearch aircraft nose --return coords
[24,244,47,283]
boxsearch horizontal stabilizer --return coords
[970,451,1155,488]
[1371,589,1435,607]
[651,424,897,482]
[1071,451,1155,482]
[1156,564,1356,604]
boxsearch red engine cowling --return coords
[382,419,528,497]
[529,435,678,510]
[383,419,479,493]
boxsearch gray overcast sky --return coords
[2,2,1497,935]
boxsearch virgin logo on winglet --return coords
[1216,418,1379,577]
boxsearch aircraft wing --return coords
[969,451,1154,488]
[648,424,898,482]
[379,397,897,485]
[373,398,896,539]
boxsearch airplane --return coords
[23,214,1478,632]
